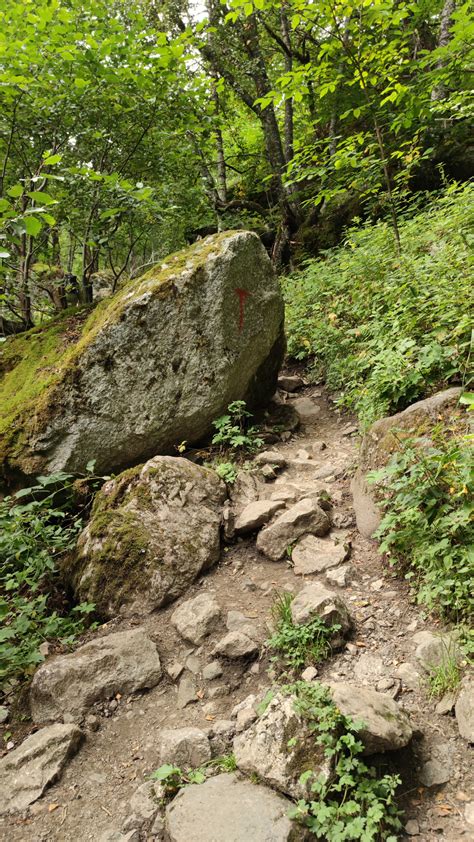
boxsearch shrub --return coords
[268,592,341,670]
[369,427,473,623]
[212,400,264,453]
[287,681,403,841]
[283,184,473,427]
[0,472,96,688]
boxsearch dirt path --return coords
[2,384,472,841]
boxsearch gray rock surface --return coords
[292,533,350,576]
[157,727,211,769]
[30,629,162,723]
[213,630,259,659]
[290,582,352,641]
[325,564,353,588]
[412,630,460,671]
[122,781,163,832]
[234,499,285,534]
[455,679,474,742]
[234,692,331,798]
[278,375,304,392]
[171,593,221,644]
[257,498,330,561]
[351,388,462,537]
[419,742,453,787]
[5,231,284,481]
[69,456,226,617]
[292,397,321,424]
[329,682,413,754]
[177,675,197,709]
[0,724,83,814]
[165,773,295,842]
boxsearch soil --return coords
[1,380,472,842]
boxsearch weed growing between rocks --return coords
[212,400,264,455]
[268,592,341,671]
[0,471,98,689]
[151,754,237,800]
[369,426,473,624]
[286,682,403,841]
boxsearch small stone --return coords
[412,630,460,672]
[326,564,353,588]
[254,451,288,468]
[0,707,9,725]
[213,631,259,660]
[236,708,258,732]
[293,396,321,424]
[257,498,330,561]
[329,682,413,754]
[278,375,304,392]
[290,582,352,643]
[261,464,277,481]
[354,654,387,685]
[177,675,197,709]
[301,667,318,682]
[208,686,228,699]
[202,661,223,681]
[292,533,350,576]
[455,678,474,742]
[393,662,421,691]
[85,714,100,731]
[376,678,395,692]
[167,662,184,682]
[296,449,311,460]
[405,819,420,836]
[157,727,211,769]
[38,642,50,657]
[171,593,221,645]
[109,699,118,712]
[435,691,457,715]
[234,500,285,534]
[185,655,201,675]
[419,742,452,786]
[231,695,257,719]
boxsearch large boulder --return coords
[351,388,462,537]
[165,773,298,842]
[233,692,331,799]
[30,628,162,722]
[1,231,284,482]
[0,724,83,814]
[66,456,226,617]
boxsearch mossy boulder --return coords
[351,387,463,537]
[66,455,226,617]
[1,231,284,483]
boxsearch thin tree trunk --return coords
[431,0,456,101]
[280,7,294,165]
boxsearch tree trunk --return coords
[431,0,456,101]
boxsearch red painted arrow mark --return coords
[235,287,251,333]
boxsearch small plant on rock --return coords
[286,681,403,841]
[212,400,264,454]
[214,461,238,485]
[268,592,340,671]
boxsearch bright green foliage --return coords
[284,185,473,426]
[151,754,237,799]
[0,473,96,687]
[212,401,264,453]
[268,592,341,670]
[287,681,403,841]
[426,653,462,699]
[214,462,239,485]
[370,428,473,622]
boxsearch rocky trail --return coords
[1,380,473,842]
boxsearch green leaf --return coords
[7,184,23,198]
[27,191,57,206]
[24,216,43,236]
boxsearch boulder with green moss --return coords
[66,455,226,617]
[0,231,284,483]
[351,387,462,537]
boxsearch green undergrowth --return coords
[287,682,403,840]
[283,184,473,428]
[268,592,341,671]
[0,471,98,690]
[370,423,473,623]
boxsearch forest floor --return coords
[1,381,473,842]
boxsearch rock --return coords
[2,231,284,483]
[185,655,201,675]
[122,781,162,832]
[177,675,197,709]
[278,375,304,392]
[229,471,263,510]
[254,450,288,469]
[301,666,318,681]
[290,583,352,642]
[99,831,139,842]
[292,533,350,576]
[292,396,321,424]
[455,679,474,742]
[465,802,474,826]
[270,486,299,504]
[207,720,235,755]
[412,630,460,672]
[435,691,457,715]
[30,628,162,723]
[236,707,258,732]
[405,819,420,836]
[202,661,223,681]
[257,498,330,561]
[0,706,9,724]
[226,610,258,639]
[351,388,462,537]
[165,773,295,842]
[234,499,285,534]
[213,631,259,659]
[69,456,226,617]
[157,727,211,769]
[393,662,421,691]
[261,464,277,481]
[419,742,452,786]
[166,662,184,682]
[353,653,387,685]
[326,564,353,588]
[171,593,221,645]
[328,682,413,754]
[233,692,331,798]
[0,724,83,814]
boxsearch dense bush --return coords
[370,426,473,623]
[0,473,96,688]
[284,184,473,427]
